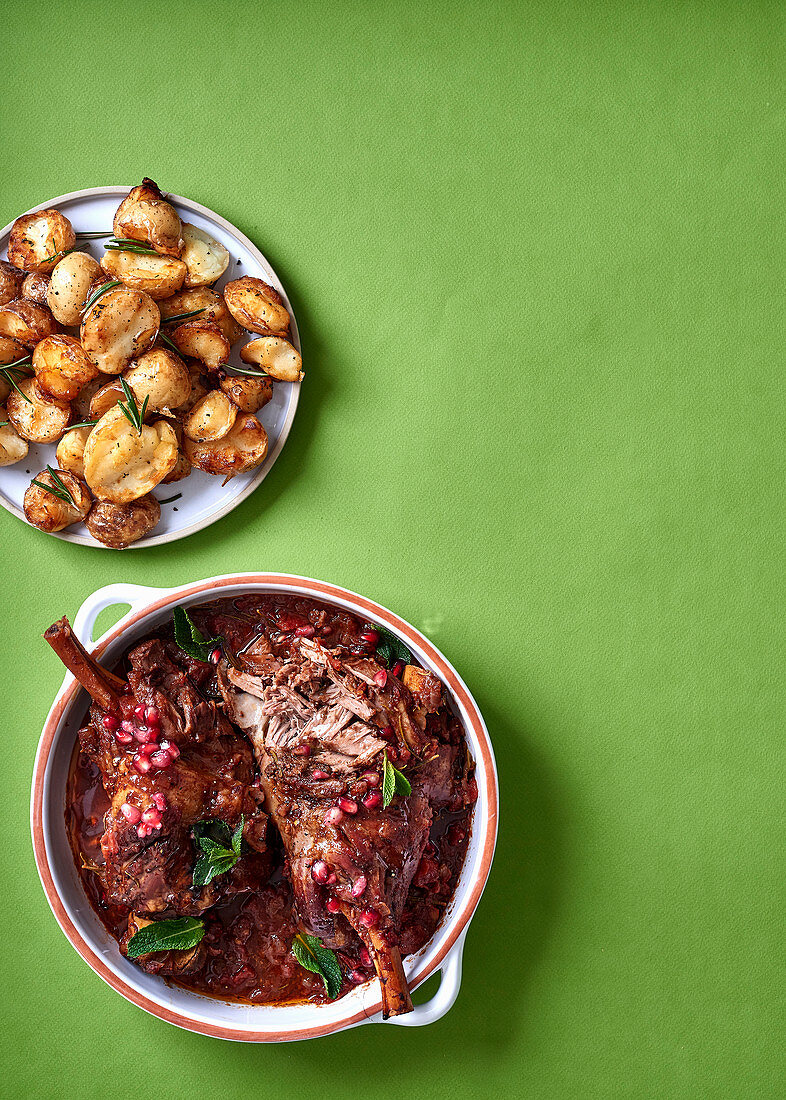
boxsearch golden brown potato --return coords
[240,336,303,382]
[180,223,230,287]
[101,249,186,300]
[0,262,24,307]
[46,251,103,325]
[81,287,159,374]
[223,277,290,336]
[219,372,273,413]
[86,494,160,548]
[83,406,178,502]
[24,468,91,532]
[55,424,93,478]
[169,320,229,370]
[7,377,70,442]
[183,389,237,442]
[113,178,183,257]
[184,412,268,480]
[88,378,125,420]
[32,335,98,402]
[159,287,243,343]
[172,364,209,418]
[162,440,191,482]
[122,348,190,414]
[21,271,50,306]
[0,334,28,365]
[0,299,60,348]
[0,407,28,465]
[73,376,105,420]
[7,210,76,273]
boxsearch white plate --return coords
[0,186,301,548]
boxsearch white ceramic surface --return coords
[0,188,301,548]
[31,574,499,1041]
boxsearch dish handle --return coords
[73,583,172,646]
[384,929,466,1027]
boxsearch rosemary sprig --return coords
[159,331,179,353]
[158,493,182,505]
[117,378,148,434]
[104,238,159,255]
[1,358,33,404]
[225,364,267,377]
[31,466,76,506]
[41,246,80,265]
[64,420,98,432]
[76,231,113,239]
[0,421,8,428]
[163,308,205,326]
[81,280,120,316]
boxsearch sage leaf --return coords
[382,750,411,808]
[172,605,222,662]
[126,917,205,958]
[291,932,342,999]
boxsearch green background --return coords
[1,1,782,1096]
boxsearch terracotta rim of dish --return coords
[31,574,498,1041]
[0,187,301,549]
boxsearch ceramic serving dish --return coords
[0,188,301,548]
[31,573,498,1041]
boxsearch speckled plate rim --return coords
[0,187,301,549]
[31,573,499,1042]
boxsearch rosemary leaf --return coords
[81,280,120,315]
[163,308,206,325]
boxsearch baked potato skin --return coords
[85,495,160,548]
[223,277,291,336]
[169,320,230,370]
[123,348,190,414]
[219,373,273,413]
[183,390,237,442]
[33,334,98,402]
[81,287,159,374]
[23,468,91,532]
[7,376,70,443]
[113,179,183,257]
[180,223,229,287]
[0,407,28,466]
[0,262,25,307]
[83,405,178,503]
[0,299,61,348]
[8,210,76,273]
[55,424,93,478]
[46,251,102,324]
[101,249,187,300]
[21,272,50,306]
[159,288,244,344]
[184,412,268,479]
[240,335,304,381]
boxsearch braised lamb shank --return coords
[218,632,450,1017]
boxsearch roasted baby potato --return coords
[122,348,190,414]
[88,378,125,420]
[32,335,98,402]
[73,376,105,419]
[81,287,159,374]
[0,335,28,365]
[7,210,76,273]
[101,249,187,300]
[7,377,70,443]
[180,223,230,287]
[113,178,183,257]
[0,262,24,307]
[183,390,237,442]
[55,424,93,478]
[21,271,50,306]
[240,336,303,381]
[46,251,102,324]
[169,320,230,370]
[162,424,191,483]
[159,287,243,343]
[83,406,178,502]
[23,469,91,532]
[0,408,28,465]
[184,412,268,480]
[223,277,290,336]
[219,372,273,413]
[85,495,160,548]
[0,299,60,348]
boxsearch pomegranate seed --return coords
[362,790,382,809]
[150,751,172,768]
[133,704,147,722]
[136,823,153,838]
[132,754,153,774]
[160,739,180,759]
[325,897,341,913]
[102,714,119,731]
[142,807,162,826]
[133,725,157,744]
[338,797,358,815]
[121,719,135,735]
[114,728,134,745]
[349,969,366,984]
[325,807,344,825]
[360,629,379,647]
[351,875,367,898]
[152,793,167,811]
[326,873,337,885]
[292,742,311,756]
[373,669,387,688]
[312,769,330,780]
[139,740,161,757]
[359,909,379,928]
[120,802,141,824]
[311,860,330,884]
[145,707,160,727]
[294,624,315,637]
[362,771,380,787]
[209,647,222,664]
[359,946,372,967]
[391,660,404,677]
[377,725,393,740]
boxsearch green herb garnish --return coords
[163,308,206,326]
[75,231,113,239]
[371,625,412,669]
[117,377,148,435]
[126,917,205,959]
[158,492,182,505]
[192,817,244,887]
[225,364,267,378]
[172,605,223,662]
[81,280,120,315]
[291,933,342,999]
[31,466,76,506]
[104,238,159,255]
[158,330,180,353]
[1,358,33,404]
[64,420,98,432]
[382,750,412,809]
[41,246,79,265]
